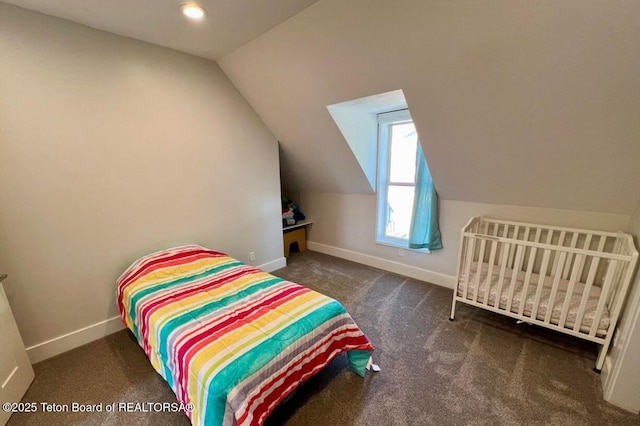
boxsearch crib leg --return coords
[449,295,456,321]
[594,339,611,374]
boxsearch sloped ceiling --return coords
[219,0,640,214]
[1,0,320,60]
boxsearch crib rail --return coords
[451,216,638,372]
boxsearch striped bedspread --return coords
[116,245,373,426]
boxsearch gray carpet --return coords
[8,251,640,425]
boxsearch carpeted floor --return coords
[7,251,640,426]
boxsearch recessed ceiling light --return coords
[180,4,206,19]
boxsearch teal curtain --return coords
[408,144,442,250]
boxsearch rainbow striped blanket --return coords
[117,245,373,426]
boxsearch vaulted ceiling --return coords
[219,0,640,214]
[4,0,640,214]
[0,0,319,60]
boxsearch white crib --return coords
[449,217,638,372]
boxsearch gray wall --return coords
[0,4,283,348]
[220,0,640,214]
[300,192,629,281]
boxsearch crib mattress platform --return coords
[458,262,609,336]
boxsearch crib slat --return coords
[494,243,510,309]
[573,255,600,333]
[584,234,593,252]
[529,231,553,320]
[531,248,552,321]
[589,260,618,337]
[544,230,554,276]
[562,233,580,280]
[502,223,510,243]
[559,254,586,329]
[507,225,520,268]
[545,229,554,244]
[545,251,567,324]
[608,237,624,307]
[544,229,554,276]
[596,235,607,254]
[483,241,498,306]
[607,254,625,308]
[506,245,523,313]
[612,236,621,257]
[462,237,476,300]
[473,238,487,302]
[609,262,624,307]
[521,227,531,264]
[519,228,541,316]
[550,231,566,276]
[497,224,510,267]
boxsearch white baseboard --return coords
[259,257,287,273]
[25,257,287,365]
[307,241,457,289]
[23,250,442,365]
[26,316,124,364]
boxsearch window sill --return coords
[375,239,431,254]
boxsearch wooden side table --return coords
[283,221,313,257]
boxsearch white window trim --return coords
[375,109,429,253]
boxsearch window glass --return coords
[384,185,415,240]
[389,122,417,183]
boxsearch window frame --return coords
[375,109,419,248]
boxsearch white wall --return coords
[603,203,640,412]
[0,4,283,354]
[301,192,630,283]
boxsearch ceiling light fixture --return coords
[180,4,206,19]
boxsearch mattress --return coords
[117,245,373,426]
[458,262,609,336]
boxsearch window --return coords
[327,90,441,251]
[376,110,420,247]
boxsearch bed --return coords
[450,217,638,372]
[117,245,374,426]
